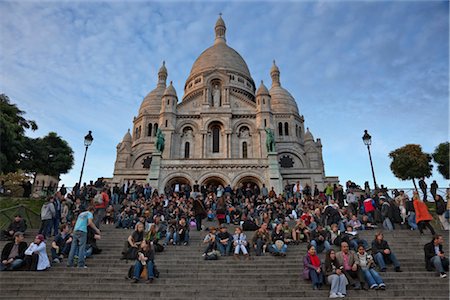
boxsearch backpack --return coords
[127,263,160,279]
[94,193,103,205]
[204,251,219,260]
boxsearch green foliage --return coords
[432,142,449,179]
[0,94,37,174]
[20,132,74,176]
[389,144,432,185]
[0,172,33,197]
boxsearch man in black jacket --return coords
[371,232,402,272]
[1,215,27,240]
[0,232,27,271]
[424,234,449,278]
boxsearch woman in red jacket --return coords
[413,191,436,235]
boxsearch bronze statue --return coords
[156,128,165,153]
[265,127,275,152]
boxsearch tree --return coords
[432,142,449,179]
[20,132,74,177]
[0,94,37,174]
[389,144,432,190]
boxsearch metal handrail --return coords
[0,204,40,229]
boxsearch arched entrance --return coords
[233,176,263,190]
[202,176,228,194]
[164,176,191,195]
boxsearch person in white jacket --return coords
[24,234,50,271]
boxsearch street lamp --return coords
[78,130,93,189]
[362,129,378,190]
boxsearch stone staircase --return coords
[0,222,448,300]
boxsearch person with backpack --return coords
[39,197,55,238]
[379,197,394,231]
[434,195,448,230]
[94,188,110,228]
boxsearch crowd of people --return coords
[1,178,449,296]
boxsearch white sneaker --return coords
[329,293,339,298]
[440,272,447,278]
[337,292,345,298]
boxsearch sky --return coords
[1,0,448,190]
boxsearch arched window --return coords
[147,123,152,136]
[278,122,283,136]
[284,122,289,136]
[153,123,158,136]
[263,98,265,105]
[264,119,267,128]
[212,126,220,153]
[295,125,298,137]
[138,126,142,138]
[165,120,168,127]
[135,127,139,139]
[184,142,190,158]
[242,142,248,158]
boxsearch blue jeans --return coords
[67,230,87,267]
[383,218,394,231]
[271,243,287,254]
[254,238,267,256]
[0,259,24,271]
[173,231,189,245]
[362,268,384,287]
[111,194,119,205]
[216,240,232,255]
[51,243,71,259]
[133,260,154,280]
[310,240,331,253]
[39,219,53,238]
[164,232,175,245]
[431,256,450,274]
[374,252,400,270]
[53,216,61,236]
[309,269,324,287]
[408,213,418,230]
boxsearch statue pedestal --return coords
[147,152,162,193]
[267,152,283,196]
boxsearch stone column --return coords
[147,152,162,191]
[267,152,283,195]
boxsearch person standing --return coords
[430,181,438,200]
[413,191,436,235]
[67,206,100,268]
[94,188,110,228]
[418,177,428,201]
[39,197,55,238]
[192,196,207,231]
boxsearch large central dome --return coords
[188,43,251,79]
[186,15,252,84]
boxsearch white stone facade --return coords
[113,16,336,193]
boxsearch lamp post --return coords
[78,130,93,189]
[362,129,378,190]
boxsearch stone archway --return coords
[234,176,262,190]
[163,176,192,195]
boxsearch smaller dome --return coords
[269,86,299,114]
[305,127,314,142]
[123,129,132,143]
[163,81,177,97]
[256,80,270,96]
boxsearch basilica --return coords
[112,16,337,193]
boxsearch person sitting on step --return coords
[324,249,348,298]
[303,244,324,290]
[292,218,310,244]
[1,214,27,241]
[132,240,155,284]
[122,222,145,259]
[233,227,249,260]
[51,223,72,264]
[270,223,287,256]
[174,217,190,246]
[216,224,233,256]
[371,232,402,272]
[310,224,331,254]
[342,225,369,251]
[335,241,365,290]
[202,226,217,256]
[355,244,386,290]
[252,223,271,256]
[424,234,449,278]
[24,234,50,271]
[0,232,27,271]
